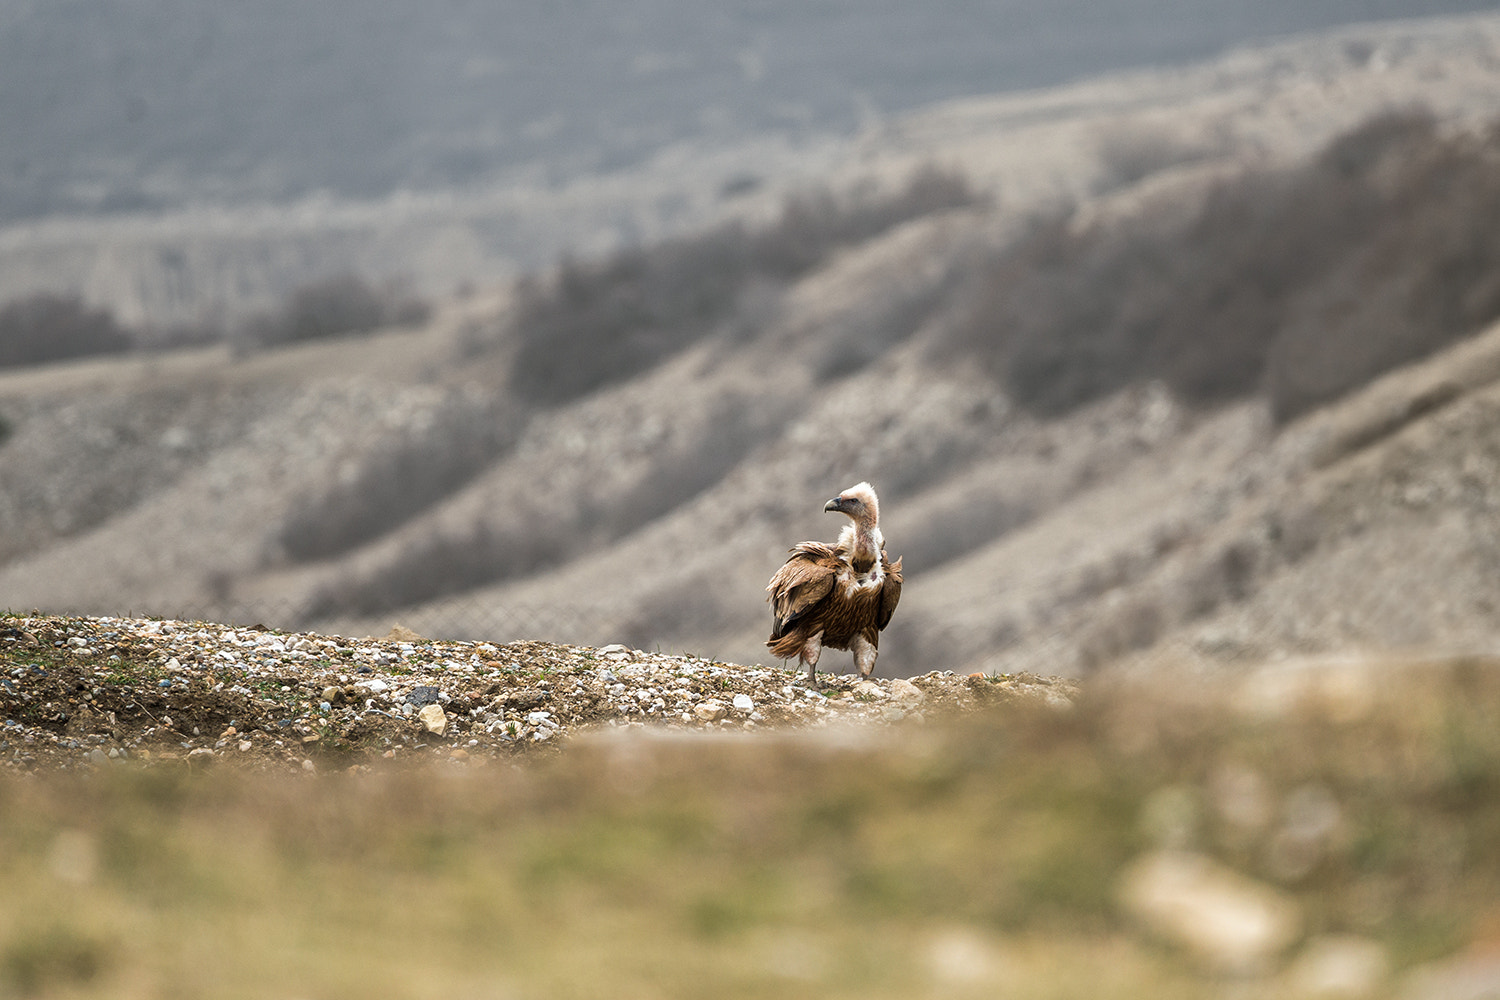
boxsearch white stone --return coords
[1118,849,1301,974]
[418,703,448,736]
[852,680,885,699]
[926,928,1006,985]
[889,678,925,703]
[732,693,754,713]
[1285,935,1387,998]
[695,701,727,722]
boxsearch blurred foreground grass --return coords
[3,657,1500,999]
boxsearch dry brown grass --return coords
[3,656,1497,998]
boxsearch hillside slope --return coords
[4,12,1500,328]
[6,17,1500,677]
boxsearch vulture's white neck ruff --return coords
[838,523,885,590]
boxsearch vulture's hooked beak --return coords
[825,496,851,514]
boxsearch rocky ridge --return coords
[0,613,1076,773]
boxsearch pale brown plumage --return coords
[766,482,903,682]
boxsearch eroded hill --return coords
[6,17,1500,677]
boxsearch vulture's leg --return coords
[800,631,824,684]
[852,634,877,679]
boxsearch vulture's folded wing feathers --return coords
[767,543,839,637]
[878,554,903,631]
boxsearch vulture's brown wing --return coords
[767,543,839,638]
[877,554,903,631]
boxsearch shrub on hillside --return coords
[1093,121,1218,190]
[237,274,430,350]
[0,294,132,368]
[509,165,977,405]
[945,108,1500,421]
[301,396,776,618]
[275,396,512,563]
[1265,115,1500,420]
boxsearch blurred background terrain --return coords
[9,9,1500,999]
[4,6,1500,677]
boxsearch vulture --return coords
[766,481,903,682]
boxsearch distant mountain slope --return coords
[3,11,1500,329]
[5,0,1498,222]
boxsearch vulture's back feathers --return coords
[767,542,840,639]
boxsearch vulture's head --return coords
[824,481,880,526]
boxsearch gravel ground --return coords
[0,613,1077,773]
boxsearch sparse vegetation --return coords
[0,275,431,367]
[301,395,780,620]
[275,394,513,563]
[236,274,431,350]
[946,109,1500,421]
[509,165,977,405]
[1092,120,1219,190]
[1,656,1498,997]
[0,294,132,369]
